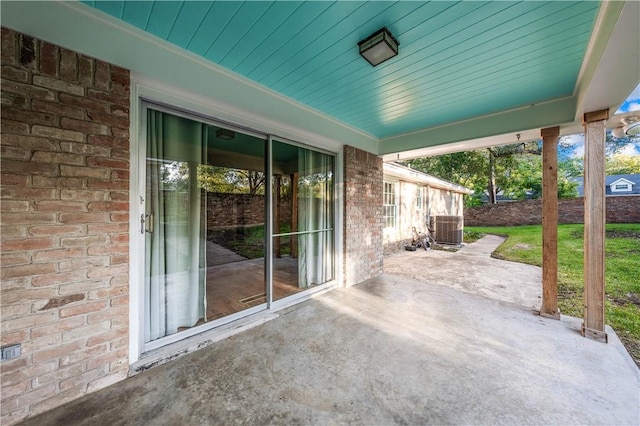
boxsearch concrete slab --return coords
[385,234,542,309]
[22,275,639,425]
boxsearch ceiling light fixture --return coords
[358,27,399,67]
[216,128,235,140]
[612,116,640,138]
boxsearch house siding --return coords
[1,28,130,424]
[343,146,383,287]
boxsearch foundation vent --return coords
[434,215,463,245]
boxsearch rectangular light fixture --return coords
[216,128,235,140]
[358,27,399,67]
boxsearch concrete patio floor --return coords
[21,273,639,425]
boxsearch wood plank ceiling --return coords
[85,1,601,139]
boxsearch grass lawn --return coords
[466,224,640,366]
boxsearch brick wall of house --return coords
[204,192,292,230]
[343,146,383,287]
[465,195,640,227]
[1,28,130,424]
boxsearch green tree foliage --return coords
[605,154,640,175]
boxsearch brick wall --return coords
[343,146,383,287]
[1,28,130,424]
[465,196,640,227]
[204,192,291,229]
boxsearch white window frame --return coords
[128,76,344,364]
[384,180,398,229]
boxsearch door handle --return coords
[141,213,154,234]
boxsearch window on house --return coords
[384,181,397,229]
[614,183,630,191]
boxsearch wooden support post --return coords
[541,126,560,319]
[274,175,281,258]
[290,173,298,258]
[582,109,608,343]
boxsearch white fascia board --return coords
[0,1,377,154]
[383,163,473,195]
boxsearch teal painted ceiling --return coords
[84,1,600,139]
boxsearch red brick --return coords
[1,65,28,82]
[86,348,127,371]
[21,333,62,354]
[32,363,84,388]
[33,200,86,212]
[86,157,128,170]
[1,119,29,134]
[19,33,38,71]
[1,380,29,401]
[110,254,129,265]
[86,264,127,279]
[2,107,56,126]
[62,321,110,343]
[1,159,59,177]
[87,223,127,234]
[35,152,85,167]
[32,247,85,262]
[88,247,127,259]
[110,295,129,307]
[59,48,77,82]
[58,257,109,273]
[35,293,85,312]
[32,125,84,142]
[0,200,29,212]
[110,66,129,85]
[110,104,129,117]
[1,27,17,66]
[110,234,128,244]
[0,252,30,266]
[60,141,111,157]
[108,190,128,201]
[1,134,60,150]
[1,145,30,160]
[0,329,28,347]
[87,179,128,190]
[86,305,126,323]
[111,127,129,138]
[1,92,27,108]
[1,287,57,305]
[87,134,128,149]
[32,340,84,363]
[0,173,29,186]
[87,88,128,108]
[1,360,56,388]
[59,212,108,224]
[93,62,110,91]
[110,212,129,222]
[60,117,108,135]
[58,343,107,368]
[3,304,32,320]
[110,149,130,159]
[86,328,127,347]
[58,279,109,296]
[59,300,107,319]
[58,92,108,112]
[29,224,85,236]
[32,99,84,120]
[0,225,28,239]
[2,186,57,200]
[78,55,94,86]
[33,75,84,96]
[31,316,86,339]
[60,165,110,179]
[1,312,56,335]
[60,189,107,202]
[60,235,108,248]
[86,111,128,128]
[39,41,58,77]
[0,238,54,251]
[14,384,58,410]
[1,263,56,280]
[88,201,128,212]
[31,269,88,287]
[1,78,55,100]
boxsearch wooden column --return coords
[274,175,281,258]
[582,109,608,343]
[290,173,298,258]
[541,126,560,319]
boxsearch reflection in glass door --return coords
[144,107,267,343]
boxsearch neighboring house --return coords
[0,1,636,424]
[383,163,473,252]
[571,174,640,196]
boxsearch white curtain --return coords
[145,110,207,342]
[297,149,334,288]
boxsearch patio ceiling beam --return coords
[540,126,560,320]
[377,96,576,157]
[582,109,608,343]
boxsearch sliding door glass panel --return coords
[144,108,266,343]
[271,140,335,301]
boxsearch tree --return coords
[605,154,640,175]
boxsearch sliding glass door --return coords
[141,105,335,347]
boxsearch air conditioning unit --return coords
[435,215,463,245]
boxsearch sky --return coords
[559,83,640,160]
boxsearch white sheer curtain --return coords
[297,149,334,288]
[145,110,207,342]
